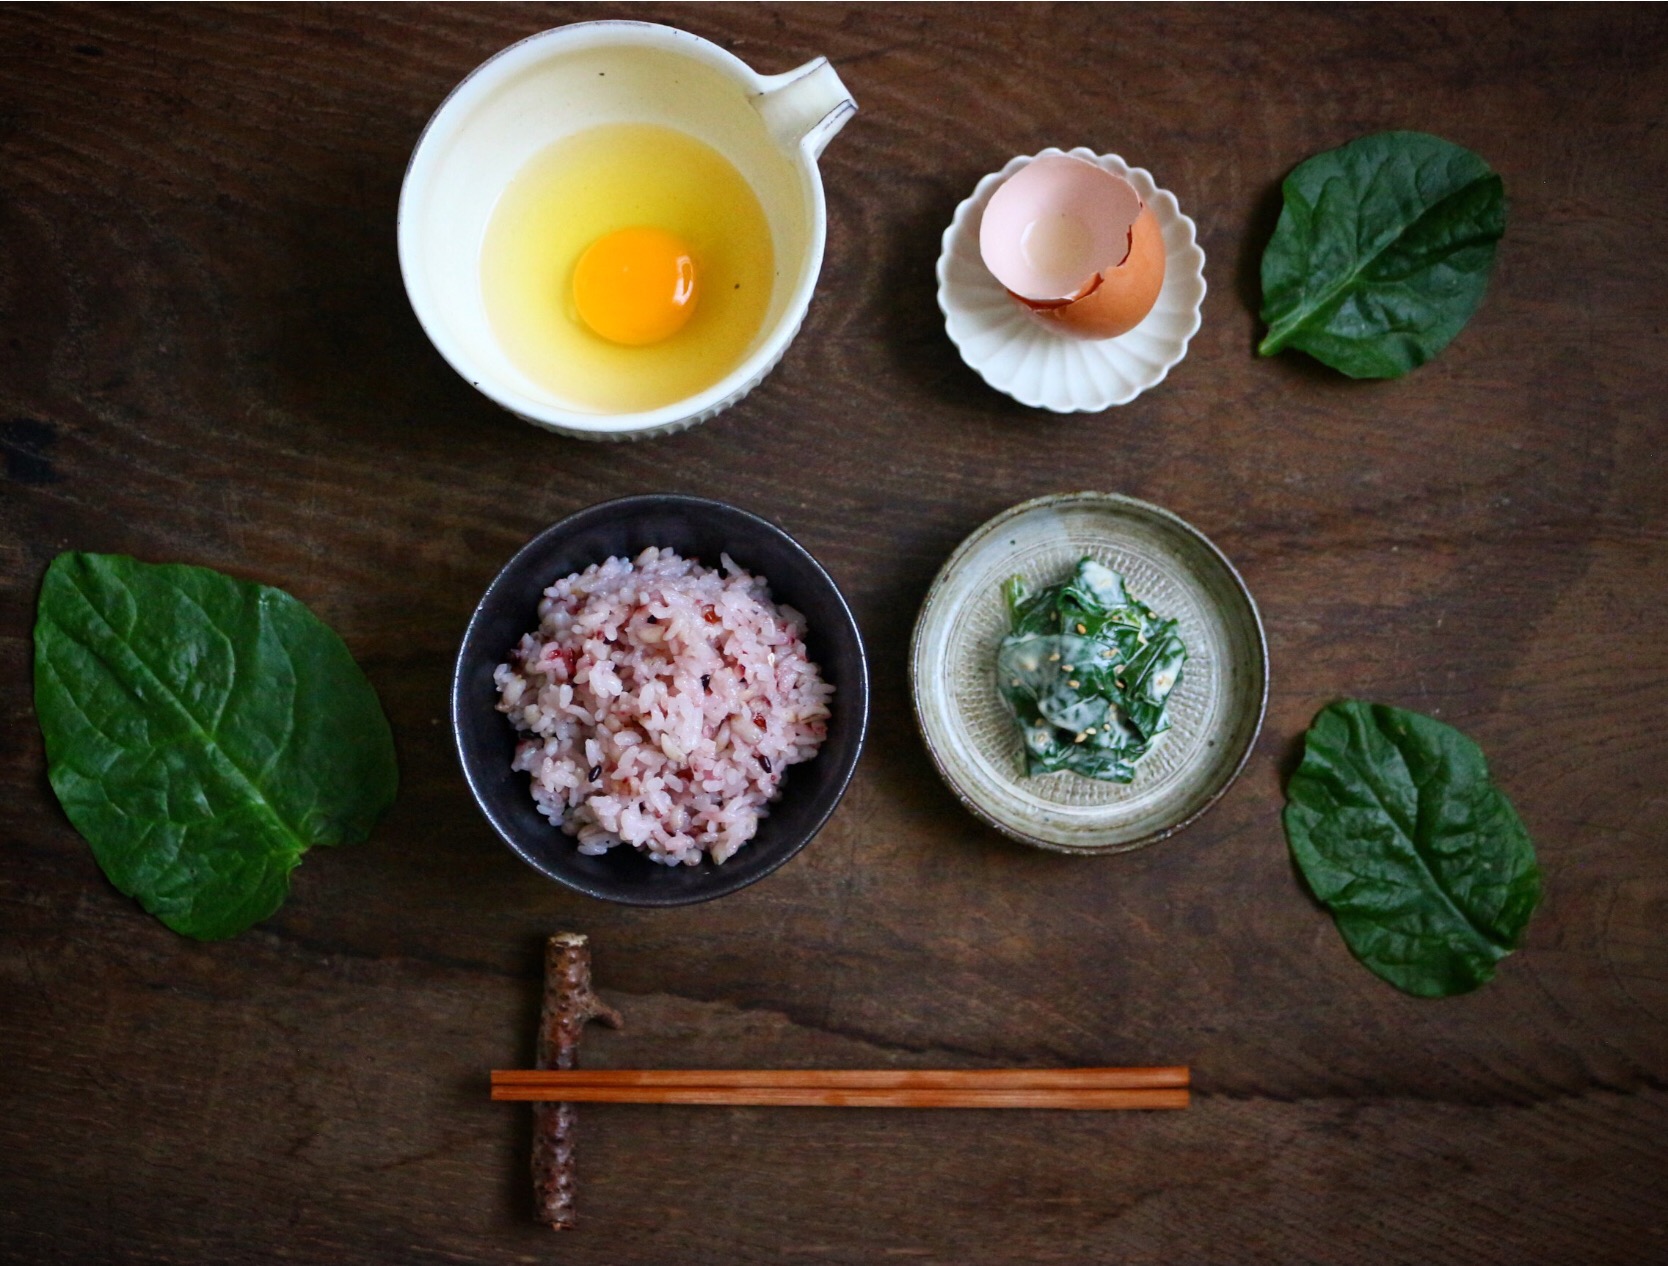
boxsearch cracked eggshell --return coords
[978,152,1168,342]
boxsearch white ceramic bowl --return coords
[398,22,855,441]
[937,149,1207,412]
[911,493,1266,853]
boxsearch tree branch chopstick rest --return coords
[531,933,622,1230]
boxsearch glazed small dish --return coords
[910,492,1266,853]
[454,494,869,904]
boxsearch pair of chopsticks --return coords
[491,1066,1189,1109]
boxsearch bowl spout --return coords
[753,57,856,161]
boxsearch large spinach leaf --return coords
[34,552,398,940]
[1258,132,1505,378]
[1284,700,1539,997]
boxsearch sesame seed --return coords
[1048,652,1061,662]
[1068,680,1080,688]
[1076,623,1087,634]
[1086,727,1097,735]
[1073,732,1088,743]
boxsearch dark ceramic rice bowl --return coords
[454,494,868,905]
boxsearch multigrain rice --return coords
[494,547,833,865]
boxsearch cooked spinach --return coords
[1258,131,1506,379]
[34,552,398,940]
[996,558,1186,782]
[1284,700,1540,997]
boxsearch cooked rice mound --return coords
[494,547,833,866]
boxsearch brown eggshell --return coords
[1013,206,1167,341]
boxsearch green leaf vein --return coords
[59,563,309,855]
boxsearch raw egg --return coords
[978,154,1166,341]
[480,123,772,414]
[573,225,698,347]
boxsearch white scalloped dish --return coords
[937,149,1206,411]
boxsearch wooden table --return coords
[4,5,1665,1262]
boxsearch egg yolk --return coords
[571,226,697,346]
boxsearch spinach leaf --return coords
[1258,131,1505,378]
[1284,700,1540,997]
[997,559,1186,782]
[34,552,398,940]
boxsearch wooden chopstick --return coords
[493,1066,1188,1090]
[489,1067,1190,1109]
[492,1085,1187,1109]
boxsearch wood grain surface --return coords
[3,4,1666,1263]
